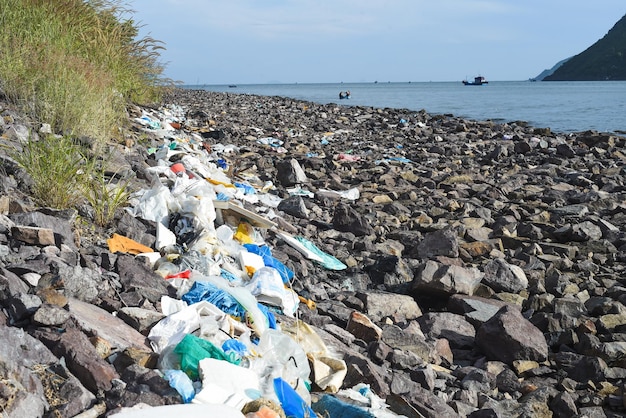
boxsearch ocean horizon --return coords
[187,81,626,135]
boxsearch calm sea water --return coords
[190,81,626,135]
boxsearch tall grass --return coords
[0,0,169,143]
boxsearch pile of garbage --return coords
[108,103,398,417]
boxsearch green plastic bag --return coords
[174,334,241,380]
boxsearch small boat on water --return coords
[462,76,488,86]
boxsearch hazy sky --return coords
[128,1,625,85]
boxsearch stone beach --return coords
[1,87,626,417]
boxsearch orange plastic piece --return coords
[106,233,153,255]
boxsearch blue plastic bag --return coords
[163,369,195,403]
[273,377,316,418]
[243,244,295,283]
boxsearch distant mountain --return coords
[533,57,572,81]
[544,14,626,81]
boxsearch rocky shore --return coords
[1,87,626,417]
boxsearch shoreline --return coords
[1,88,626,416]
[179,81,626,136]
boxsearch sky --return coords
[128,1,626,85]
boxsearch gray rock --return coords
[391,372,461,418]
[117,307,165,335]
[9,210,77,250]
[482,258,529,293]
[332,203,374,236]
[554,351,608,382]
[550,391,578,418]
[364,255,414,291]
[277,195,309,218]
[0,325,95,417]
[476,305,549,365]
[447,294,515,326]
[412,260,484,296]
[275,158,308,186]
[32,303,71,326]
[417,312,476,349]
[381,324,437,364]
[357,290,422,323]
[415,227,459,259]
[115,254,174,304]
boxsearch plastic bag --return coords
[248,329,311,405]
[281,321,346,393]
[245,267,299,317]
[193,358,261,410]
[243,244,294,283]
[174,334,240,380]
[182,281,247,321]
[186,274,268,337]
[163,369,195,403]
[295,237,347,271]
[273,377,316,418]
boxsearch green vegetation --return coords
[545,14,626,81]
[0,0,165,225]
[11,135,89,210]
[0,0,170,142]
[83,162,131,227]
[11,133,131,227]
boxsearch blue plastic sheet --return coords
[182,281,247,320]
[234,182,256,195]
[312,394,376,418]
[222,339,249,360]
[273,377,316,418]
[294,237,347,271]
[220,269,241,283]
[257,303,277,329]
[243,244,295,282]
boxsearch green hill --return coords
[544,13,626,81]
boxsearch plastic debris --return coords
[106,233,153,255]
[295,237,347,270]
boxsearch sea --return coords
[189,81,626,135]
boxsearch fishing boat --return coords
[462,76,488,86]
